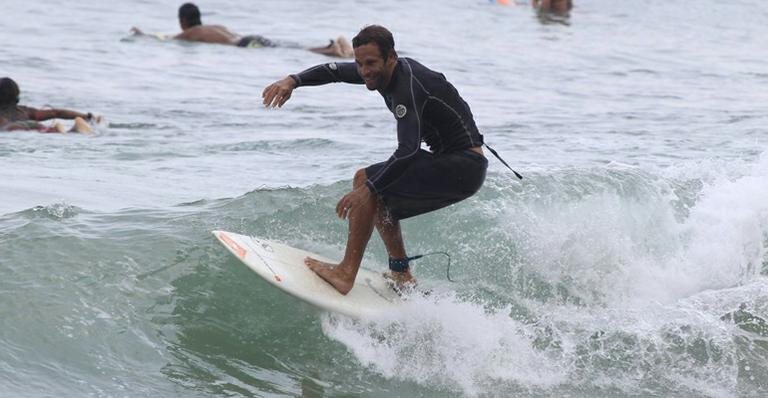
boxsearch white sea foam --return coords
[322,153,768,396]
[322,292,568,396]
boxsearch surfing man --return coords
[262,25,490,294]
[0,77,99,133]
[131,3,354,58]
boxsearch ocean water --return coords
[1,0,767,396]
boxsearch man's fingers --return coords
[262,84,278,106]
[263,89,287,108]
[336,196,353,219]
[261,85,271,100]
[278,92,291,107]
[263,87,276,106]
[336,198,345,217]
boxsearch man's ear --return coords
[387,50,398,65]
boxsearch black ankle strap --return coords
[389,254,426,272]
[389,252,456,282]
[389,257,411,272]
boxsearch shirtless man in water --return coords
[0,78,99,134]
[131,3,353,58]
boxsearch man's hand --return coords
[262,76,297,108]
[335,185,372,219]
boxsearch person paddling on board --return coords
[131,3,354,58]
[0,77,100,134]
[262,25,500,295]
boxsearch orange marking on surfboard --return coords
[219,233,246,259]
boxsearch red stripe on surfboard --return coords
[219,233,247,259]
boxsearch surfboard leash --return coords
[404,252,455,282]
[484,143,523,180]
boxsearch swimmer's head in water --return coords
[0,77,20,107]
[352,25,396,61]
[178,3,202,29]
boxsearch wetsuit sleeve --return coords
[290,62,363,86]
[365,71,427,193]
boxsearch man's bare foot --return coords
[51,122,67,133]
[308,38,354,58]
[70,117,92,134]
[383,271,417,292]
[304,257,355,295]
[336,35,353,58]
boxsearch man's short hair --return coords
[178,3,202,26]
[0,77,20,107]
[352,25,395,60]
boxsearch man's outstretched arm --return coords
[262,62,363,108]
[23,106,91,121]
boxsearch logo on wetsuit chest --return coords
[328,62,338,70]
[395,104,407,118]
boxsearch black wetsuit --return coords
[290,57,487,219]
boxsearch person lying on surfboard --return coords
[130,2,354,58]
[0,77,101,134]
[263,25,520,294]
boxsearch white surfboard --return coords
[212,230,402,318]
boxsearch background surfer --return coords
[0,77,100,133]
[131,3,354,58]
[262,25,488,295]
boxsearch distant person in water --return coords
[130,3,353,58]
[0,78,99,134]
[532,0,572,16]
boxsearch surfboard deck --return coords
[212,230,402,318]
